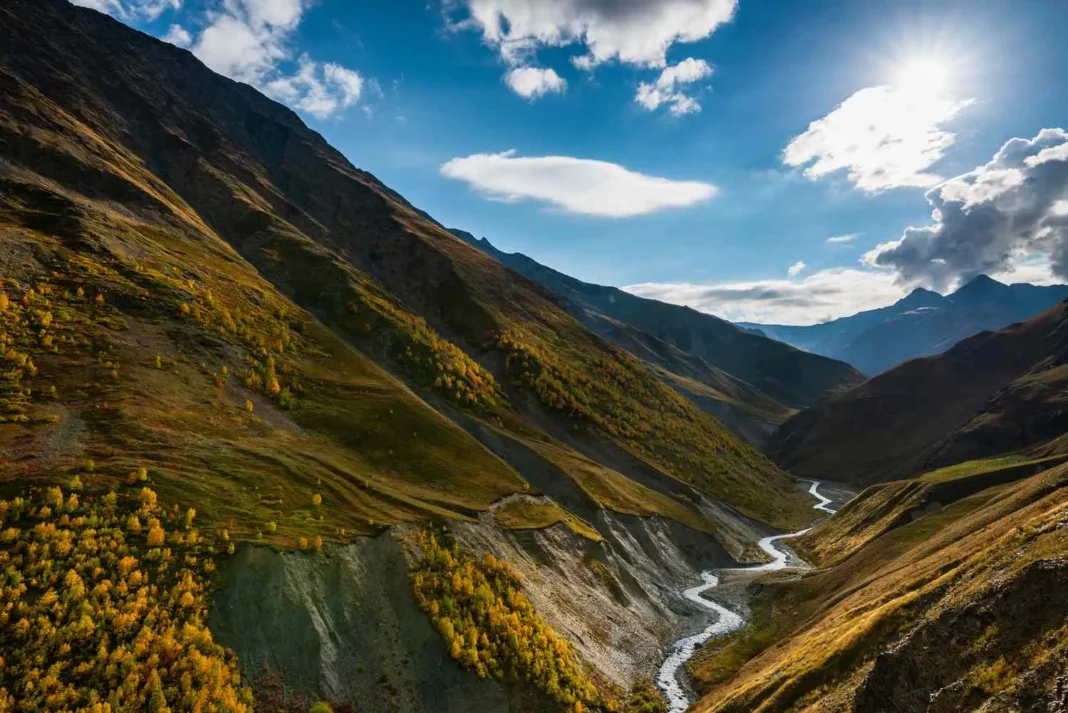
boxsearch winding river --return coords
[655,481,838,712]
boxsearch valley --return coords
[0,1,1067,712]
[656,480,844,713]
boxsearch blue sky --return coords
[73,0,1068,324]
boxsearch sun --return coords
[893,57,952,96]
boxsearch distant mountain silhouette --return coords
[741,276,1068,374]
[767,298,1068,484]
[452,230,863,443]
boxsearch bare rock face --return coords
[453,511,736,689]
[209,535,509,713]
[210,513,735,711]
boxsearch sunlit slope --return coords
[453,230,862,443]
[0,0,811,532]
[768,300,1068,485]
[691,462,1068,712]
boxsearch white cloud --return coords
[93,0,369,120]
[505,66,567,99]
[449,1,733,106]
[452,0,737,69]
[989,256,1061,286]
[635,57,711,116]
[192,0,305,85]
[263,56,364,119]
[440,150,716,217]
[162,23,193,47]
[70,0,181,22]
[625,268,907,325]
[825,233,859,245]
[787,260,807,277]
[783,85,972,192]
[866,128,1068,290]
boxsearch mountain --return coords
[692,455,1068,713]
[766,299,1068,485]
[742,276,1068,374]
[453,231,864,442]
[0,1,822,710]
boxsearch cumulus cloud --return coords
[505,66,567,99]
[73,0,370,119]
[452,0,736,68]
[263,55,364,119]
[70,0,181,22]
[440,151,716,217]
[625,268,907,325]
[787,261,807,277]
[825,233,859,245]
[192,0,307,84]
[866,128,1068,290]
[162,23,192,47]
[448,1,733,100]
[783,85,972,193]
[85,0,365,120]
[635,57,711,116]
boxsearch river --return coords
[655,480,838,713]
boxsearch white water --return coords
[655,480,838,713]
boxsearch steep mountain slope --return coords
[767,300,1068,484]
[0,0,817,532]
[744,276,1068,374]
[453,231,862,440]
[690,459,1068,713]
[0,2,828,710]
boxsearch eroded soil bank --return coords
[210,510,740,711]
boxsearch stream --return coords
[655,481,838,712]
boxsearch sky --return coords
[70,0,1068,325]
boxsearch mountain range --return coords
[768,298,1068,484]
[0,1,856,710]
[1,2,1066,712]
[741,274,1068,374]
[453,231,862,443]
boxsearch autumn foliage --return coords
[409,529,611,712]
[0,486,252,711]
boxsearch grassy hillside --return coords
[0,0,814,540]
[690,461,1068,712]
[452,231,860,441]
[767,300,1068,485]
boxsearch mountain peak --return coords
[897,286,945,308]
[962,274,1006,289]
[950,274,1010,304]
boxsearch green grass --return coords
[493,498,602,541]
[918,454,1064,483]
[514,432,714,533]
[0,216,526,549]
